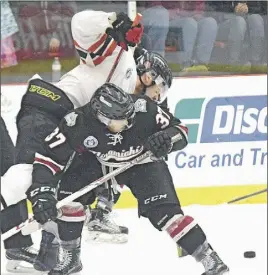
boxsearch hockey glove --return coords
[145,131,172,160]
[106,27,127,50]
[106,12,143,49]
[125,24,144,46]
[27,186,58,225]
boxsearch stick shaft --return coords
[227,188,267,204]
[1,151,149,241]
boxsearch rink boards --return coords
[1,75,267,208]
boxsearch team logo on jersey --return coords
[107,133,123,146]
[83,136,98,148]
[135,99,147,112]
[125,68,133,79]
[65,112,78,127]
[93,146,144,162]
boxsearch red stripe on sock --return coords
[61,207,85,217]
[167,216,194,239]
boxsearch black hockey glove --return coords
[145,131,172,160]
[27,186,58,225]
[112,12,133,34]
[106,12,143,50]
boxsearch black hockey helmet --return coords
[136,51,173,103]
[90,83,136,129]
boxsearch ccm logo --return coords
[30,186,56,197]
[144,194,168,204]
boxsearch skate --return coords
[178,243,214,258]
[5,246,38,273]
[86,208,128,244]
[34,230,60,272]
[48,238,82,275]
[197,245,229,275]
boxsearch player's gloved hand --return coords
[125,23,144,46]
[112,12,133,35]
[106,27,127,50]
[145,131,172,160]
[27,186,58,225]
[106,12,143,50]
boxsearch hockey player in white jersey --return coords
[0,9,143,273]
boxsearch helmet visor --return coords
[148,71,169,104]
[97,110,135,132]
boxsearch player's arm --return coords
[145,103,188,159]
[155,105,188,149]
[163,111,188,152]
[31,126,73,188]
[72,10,143,52]
[26,113,80,224]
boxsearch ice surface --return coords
[1,204,267,275]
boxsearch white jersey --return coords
[55,10,137,108]
[55,50,137,108]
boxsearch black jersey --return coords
[32,95,188,188]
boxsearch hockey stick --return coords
[2,134,181,241]
[106,13,142,82]
[227,188,267,204]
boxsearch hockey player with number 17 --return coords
[0,9,143,273]
[27,83,229,275]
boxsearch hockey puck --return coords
[244,251,256,258]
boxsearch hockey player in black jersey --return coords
[27,83,229,275]
[86,50,173,242]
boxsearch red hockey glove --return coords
[125,23,144,45]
